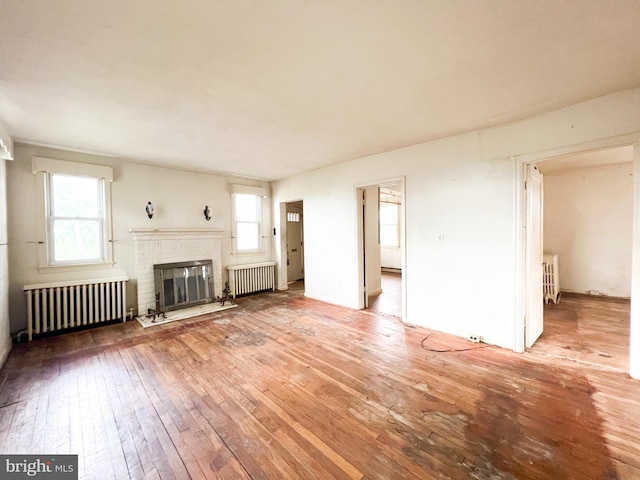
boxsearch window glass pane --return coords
[53,219,101,261]
[237,222,259,250]
[379,204,397,224]
[235,194,258,221]
[287,211,300,222]
[380,225,397,246]
[52,174,100,218]
[380,204,399,247]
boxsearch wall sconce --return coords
[203,205,211,221]
[146,201,154,219]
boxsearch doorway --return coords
[357,179,405,319]
[285,201,304,287]
[521,145,634,371]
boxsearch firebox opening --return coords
[153,260,214,312]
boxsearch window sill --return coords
[38,261,116,274]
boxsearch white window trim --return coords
[33,157,114,271]
[231,184,267,254]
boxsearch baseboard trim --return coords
[381,267,402,274]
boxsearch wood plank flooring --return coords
[530,292,630,372]
[1,285,639,479]
[367,272,402,318]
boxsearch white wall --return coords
[544,163,633,297]
[381,247,402,270]
[272,87,640,350]
[7,144,272,333]
[273,134,517,347]
[0,159,12,366]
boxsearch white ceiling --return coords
[1,1,640,181]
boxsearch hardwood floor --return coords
[529,292,630,372]
[1,287,639,479]
[367,272,402,318]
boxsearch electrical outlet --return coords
[468,334,482,343]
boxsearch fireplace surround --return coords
[130,229,223,315]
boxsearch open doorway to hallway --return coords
[285,201,304,292]
[525,145,633,371]
[360,181,404,318]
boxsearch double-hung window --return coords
[379,203,400,247]
[232,185,265,253]
[34,157,113,268]
[379,187,401,248]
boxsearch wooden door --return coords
[286,204,304,282]
[525,164,544,348]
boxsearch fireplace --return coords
[154,260,214,311]
[130,228,224,316]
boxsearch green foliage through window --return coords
[49,174,105,263]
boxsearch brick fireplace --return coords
[130,229,224,315]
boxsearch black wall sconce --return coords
[203,205,211,221]
[146,201,154,219]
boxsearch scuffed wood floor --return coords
[1,285,639,479]
[530,292,630,372]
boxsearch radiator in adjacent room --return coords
[24,277,128,341]
[542,253,560,304]
[227,262,276,298]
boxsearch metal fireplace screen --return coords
[153,260,214,311]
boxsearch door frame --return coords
[355,176,407,320]
[277,199,305,289]
[285,201,304,282]
[513,132,640,379]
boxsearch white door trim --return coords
[513,133,640,379]
[630,141,640,379]
[355,176,407,321]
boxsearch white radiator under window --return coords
[543,253,560,304]
[227,262,276,298]
[24,277,128,341]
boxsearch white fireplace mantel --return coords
[129,228,224,239]
[130,228,224,315]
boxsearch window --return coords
[47,173,106,264]
[379,203,399,247]
[287,211,300,223]
[234,193,261,251]
[34,157,113,268]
